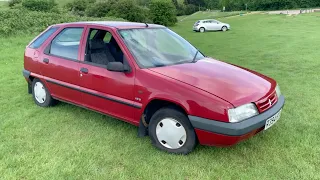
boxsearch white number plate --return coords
[264,109,282,130]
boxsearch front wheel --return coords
[148,107,197,154]
[222,26,228,32]
[199,27,205,33]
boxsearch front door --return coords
[41,26,85,105]
[78,26,138,124]
[209,20,221,30]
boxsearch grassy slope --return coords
[1,13,320,179]
[0,1,8,8]
[178,11,241,21]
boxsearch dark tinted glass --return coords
[29,27,58,49]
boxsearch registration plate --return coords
[264,109,282,130]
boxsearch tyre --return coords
[32,78,56,107]
[199,27,205,33]
[148,107,197,154]
[221,26,228,32]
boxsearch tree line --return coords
[179,0,320,11]
[7,0,320,28]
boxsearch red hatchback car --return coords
[23,21,285,154]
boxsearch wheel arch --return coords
[145,98,189,120]
[137,97,190,137]
[222,25,228,30]
[199,27,205,32]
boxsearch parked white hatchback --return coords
[193,19,231,32]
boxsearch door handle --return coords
[43,58,49,64]
[80,67,88,74]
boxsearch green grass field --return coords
[178,11,242,21]
[1,13,320,179]
[0,1,8,8]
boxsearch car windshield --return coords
[118,28,205,68]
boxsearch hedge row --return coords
[66,0,177,25]
[7,0,178,27]
[0,9,123,36]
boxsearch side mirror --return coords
[107,62,130,72]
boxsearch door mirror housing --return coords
[107,62,130,72]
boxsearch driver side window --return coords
[85,28,124,67]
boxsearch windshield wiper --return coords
[192,50,199,63]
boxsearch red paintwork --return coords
[24,22,278,146]
[149,58,277,107]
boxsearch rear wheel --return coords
[148,107,197,154]
[32,78,56,107]
[199,27,205,33]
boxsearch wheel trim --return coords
[156,118,187,149]
[200,28,204,32]
[222,27,227,31]
[34,82,46,103]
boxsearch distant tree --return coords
[184,0,205,6]
[109,0,148,22]
[86,1,112,17]
[203,0,219,9]
[172,0,179,8]
[150,0,177,26]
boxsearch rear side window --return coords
[29,27,58,49]
[50,28,84,60]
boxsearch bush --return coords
[86,1,112,17]
[184,4,198,15]
[22,0,57,12]
[149,0,177,26]
[176,4,186,16]
[65,0,95,16]
[109,0,149,22]
[0,9,124,36]
[8,0,22,7]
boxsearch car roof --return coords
[200,19,218,22]
[53,21,165,29]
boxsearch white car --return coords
[193,19,231,32]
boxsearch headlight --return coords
[228,103,259,123]
[275,84,281,98]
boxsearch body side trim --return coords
[46,79,141,109]
[53,97,139,126]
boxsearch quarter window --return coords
[29,27,58,49]
[50,28,84,60]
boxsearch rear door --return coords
[40,25,85,105]
[202,21,211,30]
[77,25,139,124]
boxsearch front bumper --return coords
[189,95,285,146]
